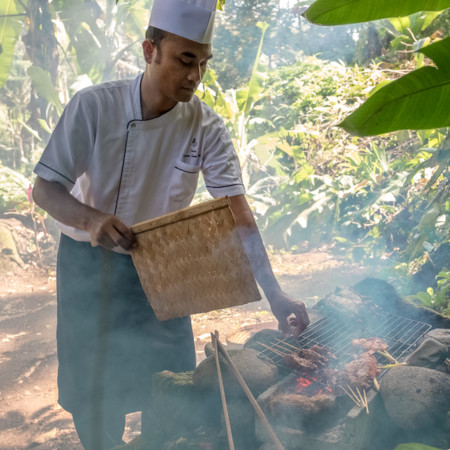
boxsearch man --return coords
[32,0,309,448]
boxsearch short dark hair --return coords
[145,26,167,50]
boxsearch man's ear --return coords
[142,39,155,64]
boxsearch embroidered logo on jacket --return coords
[183,138,200,160]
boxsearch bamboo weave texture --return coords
[131,198,261,320]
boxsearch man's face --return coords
[144,33,212,104]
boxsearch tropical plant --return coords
[303,0,450,135]
[198,22,271,190]
[412,270,450,315]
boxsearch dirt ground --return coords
[0,248,378,449]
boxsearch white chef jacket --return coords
[34,74,245,252]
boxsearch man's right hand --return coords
[88,212,137,251]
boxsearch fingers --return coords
[112,221,137,251]
[277,317,291,337]
[293,303,310,337]
[90,214,137,251]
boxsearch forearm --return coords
[228,195,281,298]
[237,224,281,297]
[32,176,101,232]
[32,176,136,250]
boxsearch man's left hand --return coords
[268,290,310,337]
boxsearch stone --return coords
[141,370,221,447]
[192,348,278,397]
[380,366,450,431]
[405,337,448,368]
[243,329,284,351]
[427,329,450,347]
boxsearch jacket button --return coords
[130,122,136,128]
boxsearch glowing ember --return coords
[295,376,333,395]
[295,377,313,393]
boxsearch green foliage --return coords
[199,22,271,188]
[0,0,26,88]
[303,0,449,25]
[395,442,445,450]
[304,0,450,136]
[413,270,450,314]
[0,165,30,213]
[27,65,64,115]
[340,37,450,135]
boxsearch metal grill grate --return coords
[257,311,432,372]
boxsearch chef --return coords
[32,0,310,448]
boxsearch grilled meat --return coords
[343,352,379,389]
[310,344,337,360]
[352,337,388,354]
[281,353,319,373]
[281,345,332,373]
[296,348,328,366]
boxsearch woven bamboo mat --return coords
[131,197,261,320]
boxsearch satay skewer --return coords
[347,385,361,405]
[275,339,301,351]
[376,350,399,364]
[355,386,369,413]
[355,386,366,410]
[373,377,380,391]
[378,362,406,369]
[338,385,361,407]
[363,389,369,414]
[259,342,288,357]
[272,341,299,353]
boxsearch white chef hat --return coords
[148,0,218,44]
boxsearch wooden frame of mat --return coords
[130,197,261,320]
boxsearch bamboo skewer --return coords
[355,386,369,414]
[214,331,285,450]
[339,385,369,413]
[376,350,399,364]
[347,385,362,406]
[274,339,300,352]
[211,332,235,450]
[373,377,380,391]
[260,342,289,357]
[363,389,369,414]
[378,362,406,369]
[338,385,360,407]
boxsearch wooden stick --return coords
[273,341,298,352]
[363,389,369,414]
[275,339,300,351]
[259,342,288,357]
[347,385,362,406]
[338,385,361,407]
[376,350,399,364]
[355,386,367,412]
[373,377,380,391]
[211,333,235,450]
[378,362,406,369]
[214,331,285,450]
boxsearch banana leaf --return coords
[27,65,64,115]
[394,444,443,450]
[0,0,26,87]
[303,0,449,25]
[340,37,450,136]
